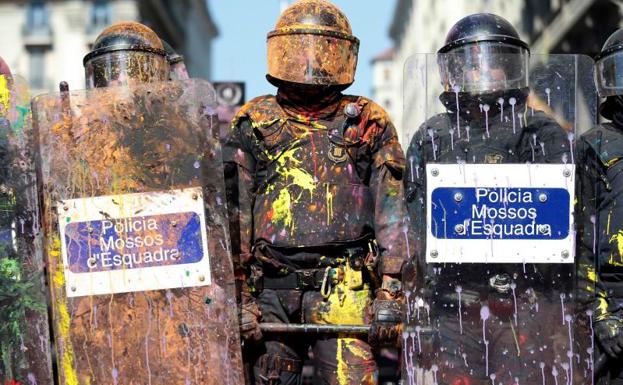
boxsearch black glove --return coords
[239,293,262,342]
[369,298,403,348]
[595,317,623,359]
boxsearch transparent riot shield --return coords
[0,75,53,384]
[32,79,244,384]
[402,54,597,385]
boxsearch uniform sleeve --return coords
[575,139,611,321]
[521,114,571,163]
[223,116,256,279]
[369,112,415,276]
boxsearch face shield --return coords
[596,51,623,98]
[267,29,359,86]
[84,50,169,89]
[437,42,529,94]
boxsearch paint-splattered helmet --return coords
[267,0,359,87]
[83,22,169,88]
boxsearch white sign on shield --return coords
[426,164,575,264]
[57,187,211,297]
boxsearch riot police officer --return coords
[577,27,623,385]
[32,21,246,384]
[225,0,412,383]
[404,13,573,384]
[83,21,169,88]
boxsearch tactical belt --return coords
[254,269,327,290]
[251,238,376,291]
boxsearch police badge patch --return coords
[485,153,504,164]
[328,143,348,164]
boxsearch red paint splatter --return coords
[5,380,22,385]
[451,376,471,385]
[519,334,527,345]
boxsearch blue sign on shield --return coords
[64,212,205,273]
[430,187,570,240]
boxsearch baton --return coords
[259,323,434,335]
[260,323,370,334]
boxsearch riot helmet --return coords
[595,28,623,98]
[266,0,360,87]
[83,22,169,88]
[437,13,529,94]
[161,39,189,80]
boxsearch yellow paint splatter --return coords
[265,141,318,231]
[607,157,620,167]
[596,297,610,321]
[609,230,623,267]
[317,285,370,325]
[326,184,333,226]
[336,338,347,385]
[49,237,79,385]
[0,75,9,113]
[282,167,315,198]
[587,266,597,283]
[294,115,327,130]
[348,341,373,360]
[251,118,281,129]
[272,145,301,167]
[272,189,293,230]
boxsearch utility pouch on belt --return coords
[250,243,381,292]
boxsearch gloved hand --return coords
[239,293,262,342]
[595,317,623,359]
[369,278,403,348]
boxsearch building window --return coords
[26,0,48,32]
[90,0,111,29]
[384,68,391,82]
[28,47,45,89]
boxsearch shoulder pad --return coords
[230,95,280,128]
[581,124,623,167]
[353,96,389,125]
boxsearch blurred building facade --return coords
[0,0,217,95]
[374,0,623,146]
[371,47,399,127]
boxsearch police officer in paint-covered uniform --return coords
[225,0,414,383]
[577,27,623,385]
[404,13,573,384]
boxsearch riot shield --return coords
[0,75,53,384]
[32,79,244,384]
[402,54,596,385]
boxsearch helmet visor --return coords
[267,30,359,86]
[596,51,623,97]
[85,50,169,89]
[437,42,529,93]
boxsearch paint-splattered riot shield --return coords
[0,75,53,385]
[32,79,244,384]
[402,53,597,385]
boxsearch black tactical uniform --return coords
[404,14,572,384]
[225,1,412,384]
[577,28,623,385]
